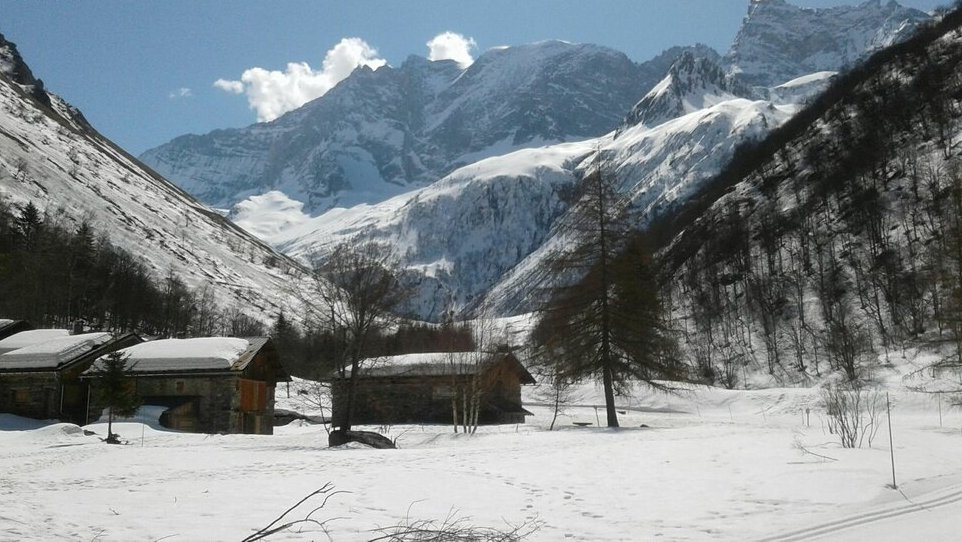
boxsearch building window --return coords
[13,389,29,404]
[175,380,185,393]
[432,384,454,400]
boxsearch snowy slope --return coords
[1,383,960,541]
[485,98,796,317]
[0,36,309,323]
[725,0,931,87]
[271,142,594,319]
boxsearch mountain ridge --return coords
[140,42,714,215]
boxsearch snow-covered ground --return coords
[1,384,960,541]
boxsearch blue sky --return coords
[2,0,947,155]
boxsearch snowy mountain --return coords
[0,34,308,324]
[140,42,710,215]
[622,52,753,129]
[226,0,933,322]
[266,91,795,320]
[725,0,931,87]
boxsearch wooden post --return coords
[886,392,897,489]
[938,392,943,428]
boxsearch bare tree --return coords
[821,382,883,449]
[311,241,409,433]
[446,318,504,434]
[534,362,580,431]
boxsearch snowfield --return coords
[1,384,960,541]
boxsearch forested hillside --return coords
[0,201,265,336]
[657,7,962,388]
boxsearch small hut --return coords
[331,351,535,427]
[84,337,289,435]
[0,330,142,423]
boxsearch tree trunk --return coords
[602,362,619,427]
[549,386,561,431]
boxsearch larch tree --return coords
[533,151,682,427]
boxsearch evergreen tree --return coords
[95,351,141,444]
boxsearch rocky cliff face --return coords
[725,0,930,87]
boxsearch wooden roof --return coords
[339,351,536,384]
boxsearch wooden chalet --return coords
[331,351,535,427]
[84,337,289,435]
[0,329,142,424]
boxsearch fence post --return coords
[886,392,897,489]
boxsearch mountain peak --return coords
[622,52,750,129]
[0,32,50,108]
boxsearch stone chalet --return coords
[0,329,142,424]
[331,351,535,427]
[84,337,289,435]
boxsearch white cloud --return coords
[214,37,387,122]
[426,32,477,68]
[213,79,243,94]
[168,87,193,99]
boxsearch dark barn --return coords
[331,351,535,427]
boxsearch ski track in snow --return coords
[756,485,962,542]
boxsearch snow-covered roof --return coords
[88,337,267,374]
[0,332,112,370]
[0,329,72,355]
[0,319,28,339]
[344,351,534,383]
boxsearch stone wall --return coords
[0,373,60,420]
[87,375,276,435]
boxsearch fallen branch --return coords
[369,507,542,541]
[793,436,838,462]
[242,483,348,542]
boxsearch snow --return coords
[775,71,837,89]
[349,352,487,377]
[93,337,252,373]
[0,332,111,369]
[229,191,312,241]
[1,384,960,541]
[0,329,72,355]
